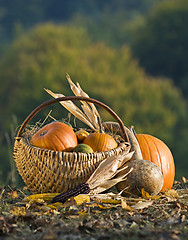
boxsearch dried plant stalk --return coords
[51,151,134,203]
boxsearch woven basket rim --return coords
[15,96,130,144]
[15,134,129,160]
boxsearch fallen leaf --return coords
[181,176,187,183]
[26,198,45,206]
[92,193,122,204]
[88,202,113,210]
[131,200,153,210]
[48,202,64,209]
[40,205,57,211]
[8,190,18,198]
[96,204,112,209]
[141,188,161,200]
[98,199,121,204]
[164,189,179,199]
[129,222,138,229]
[10,206,27,216]
[77,210,88,216]
[74,194,90,205]
[121,198,135,211]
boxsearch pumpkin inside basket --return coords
[13,96,133,194]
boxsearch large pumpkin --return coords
[30,121,78,151]
[135,134,175,192]
[83,132,117,152]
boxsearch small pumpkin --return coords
[73,143,94,153]
[135,133,175,192]
[83,132,117,152]
[76,129,89,143]
[30,121,78,151]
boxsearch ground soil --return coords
[0,180,187,240]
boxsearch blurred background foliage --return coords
[0,0,187,185]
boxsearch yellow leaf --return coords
[99,199,121,204]
[43,202,65,210]
[77,210,88,216]
[51,202,65,209]
[8,190,18,198]
[121,198,135,211]
[74,194,90,205]
[141,188,161,200]
[97,204,112,209]
[89,202,113,210]
[10,206,27,216]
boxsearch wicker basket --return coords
[13,96,130,193]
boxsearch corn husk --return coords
[50,150,134,204]
[87,150,134,194]
[45,74,101,131]
[44,76,134,201]
[67,74,101,130]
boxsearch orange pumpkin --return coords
[135,134,175,192]
[30,122,78,151]
[83,132,117,152]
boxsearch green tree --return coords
[130,0,188,97]
[0,0,162,48]
[0,23,187,183]
[69,0,162,48]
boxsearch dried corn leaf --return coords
[91,176,129,195]
[45,88,96,130]
[44,75,101,131]
[67,74,100,130]
[87,151,134,194]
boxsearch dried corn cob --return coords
[51,183,90,203]
[51,151,133,204]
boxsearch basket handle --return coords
[16,96,130,143]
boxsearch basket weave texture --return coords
[13,96,130,193]
[14,135,129,193]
